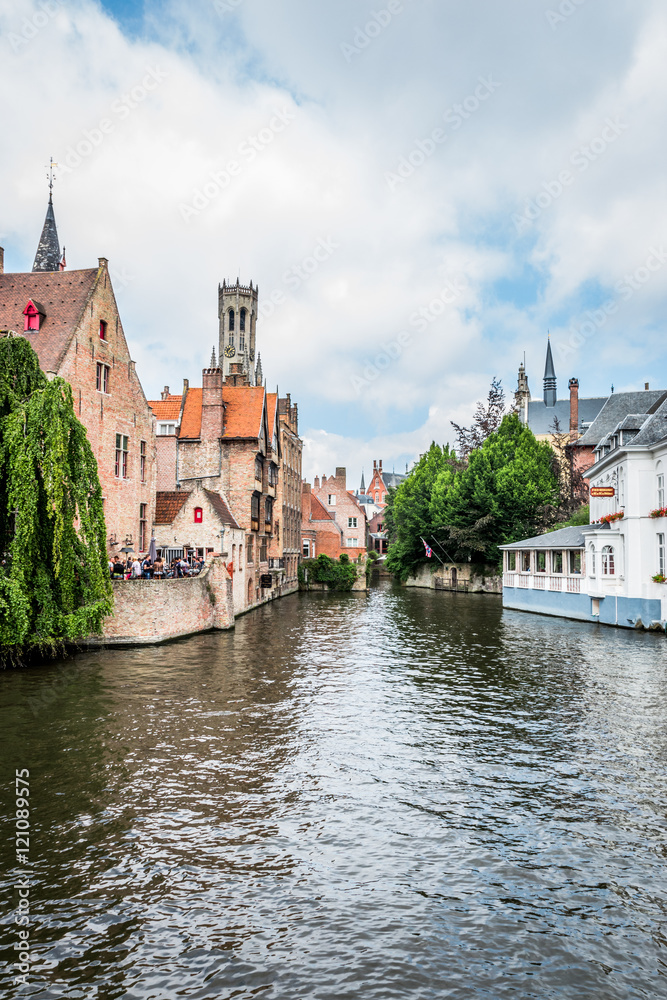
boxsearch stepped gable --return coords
[203,489,241,528]
[155,491,190,524]
[576,390,667,447]
[0,268,98,372]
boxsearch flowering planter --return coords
[596,512,624,525]
[649,508,667,519]
[652,574,667,584]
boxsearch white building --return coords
[501,396,667,630]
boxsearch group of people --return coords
[108,554,206,580]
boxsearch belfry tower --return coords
[218,278,259,383]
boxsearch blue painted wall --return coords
[503,587,664,630]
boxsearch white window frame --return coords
[601,545,615,576]
[658,533,665,576]
[348,516,357,528]
[328,494,336,506]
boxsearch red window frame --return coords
[24,303,40,331]
[194,507,203,524]
[99,320,108,340]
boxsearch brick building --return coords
[303,467,367,559]
[0,196,156,557]
[153,484,246,614]
[362,459,407,507]
[274,393,302,589]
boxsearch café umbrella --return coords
[148,537,157,563]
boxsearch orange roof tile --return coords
[148,395,182,421]
[266,392,278,436]
[222,385,265,439]
[178,388,203,439]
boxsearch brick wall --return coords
[58,260,157,557]
[91,557,234,645]
[156,436,177,490]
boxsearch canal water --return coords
[1,583,666,999]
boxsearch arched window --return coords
[228,308,235,331]
[601,545,615,576]
[588,544,596,577]
[194,507,203,524]
[240,308,246,332]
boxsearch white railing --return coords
[503,572,581,593]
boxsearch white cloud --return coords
[1,0,666,488]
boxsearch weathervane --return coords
[46,157,58,200]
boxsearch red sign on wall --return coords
[590,486,615,498]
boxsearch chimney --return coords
[379,460,383,473]
[302,482,312,519]
[314,475,320,490]
[569,378,579,439]
[161,385,170,400]
[202,366,224,439]
[0,247,4,275]
[335,466,346,485]
[98,257,108,270]
[645,382,650,390]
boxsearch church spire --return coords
[209,345,218,369]
[255,352,263,386]
[360,469,366,493]
[33,160,61,272]
[543,334,557,407]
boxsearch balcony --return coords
[268,558,285,570]
[503,572,581,594]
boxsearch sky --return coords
[2,0,667,486]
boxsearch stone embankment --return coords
[402,562,502,594]
[88,557,234,646]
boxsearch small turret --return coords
[543,336,557,407]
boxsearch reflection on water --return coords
[1,583,666,999]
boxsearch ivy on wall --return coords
[0,337,112,664]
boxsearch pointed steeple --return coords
[255,352,263,386]
[543,335,557,407]
[209,345,218,369]
[360,469,366,493]
[33,193,61,272]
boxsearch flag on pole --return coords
[423,539,432,558]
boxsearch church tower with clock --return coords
[218,278,259,384]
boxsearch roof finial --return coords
[209,345,217,368]
[46,156,57,202]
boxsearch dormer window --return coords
[99,320,108,341]
[23,300,44,332]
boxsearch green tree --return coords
[0,337,112,664]
[440,413,559,563]
[385,443,459,581]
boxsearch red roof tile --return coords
[155,491,190,524]
[148,395,183,421]
[178,388,203,439]
[0,268,99,373]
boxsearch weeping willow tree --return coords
[0,337,113,665]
